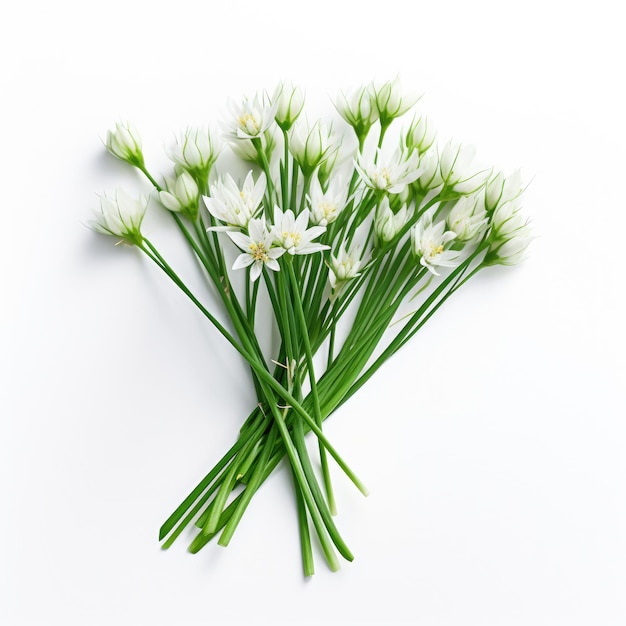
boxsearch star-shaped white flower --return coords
[411,210,459,275]
[227,218,285,281]
[204,171,266,229]
[273,206,329,255]
[329,243,363,291]
[225,94,277,141]
[355,148,422,194]
[307,176,348,227]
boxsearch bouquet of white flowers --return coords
[92,78,532,575]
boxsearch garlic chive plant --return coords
[93,80,532,576]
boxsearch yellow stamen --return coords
[249,242,270,263]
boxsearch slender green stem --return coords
[286,260,337,515]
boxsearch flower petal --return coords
[232,253,254,270]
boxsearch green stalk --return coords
[287,261,337,515]
[202,433,260,535]
[218,427,277,546]
[260,382,342,572]
[281,128,290,209]
[293,468,315,576]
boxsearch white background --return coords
[1,1,625,624]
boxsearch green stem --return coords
[286,260,337,515]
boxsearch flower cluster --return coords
[93,79,532,576]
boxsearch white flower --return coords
[167,126,221,177]
[356,148,422,194]
[227,137,259,162]
[105,121,144,167]
[90,188,148,244]
[484,199,533,266]
[446,194,489,243]
[158,172,199,217]
[272,81,305,130]
[438,141,486,193]
[204,171,266,229]
[225,93,277,141]
[411,211,459,275]
[229,130,276,163]
[484,170,524,212]
[289,119,336,176]
[404,115,436,154]
[374,196,409,243]
[329,243,362,291]
[334,84,379,139]
[227,218,285,281]
[415,151,443,192]
[308,176,349,226]
[273,206,330,255]
[372,77,419,125]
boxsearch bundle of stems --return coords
[92,79,532,575]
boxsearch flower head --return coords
[334,84,379,142]
[404,115,436,154]
[227,218,285,281]
[411,210,459,275]
[273,206,329,255]
[308,176,349,226]
[105,121,144,167]
[204,171,266,229]
[484,199,533,266]
[374,196,409,243]
[289,119,337,177]
[329,243,363,291]
[484,169,524,213]
[167,126,221,182]
[356,148,422,195]
[446,194,489,243]
[225,93,277,141]
[438,141,486,194]
[372,77,419,126]
[414,151,443,193]
[272,81,305,131]
[226,131,276,165]
[158,172,200,220]
[90,188,148,245]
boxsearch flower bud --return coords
[289,120,336,177]
[105,122,144,168]
[484,169,524,213]
[374,196,409,243]
[334,84,379,143]
[373,77,419,127]
[483,199,533,266]
[438,141,486,194]
[272,81,305,131]
[404,115,436,154]
[90,188,148,245]
[159,172,200,219]
[167,127,221,184]
[446,195,488,243]
[414,152,443,193]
